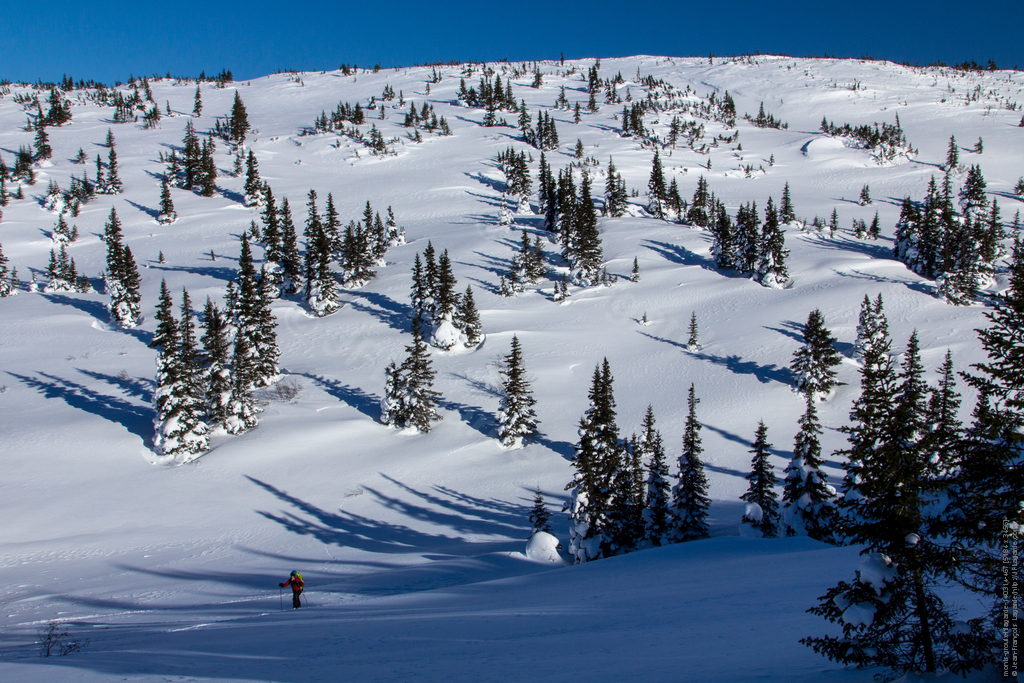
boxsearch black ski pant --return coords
[292,590,302,609]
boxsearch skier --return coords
[279,570,304,609]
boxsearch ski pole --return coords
[302,592,309,608]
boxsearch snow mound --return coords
[431,320,461,350]
[800,136,872,168]
[525,531,564,564]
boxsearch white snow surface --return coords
[1,54,1020,681]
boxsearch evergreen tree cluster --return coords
[381,315,443,432]
[457,71,517,126]
[409,241,481,349]
[44,242,89,293]
[0,243,16,297]
[165,120,217,196]
[500,229,548,296]
[710,195,790,287]
[311,100,366,132]
[150,236,282,458]
[894,168,1005,305]
[103,208,141,328]
[744,101,788,129]
[497,147,532,212]
[819,115,914,163]
[564,361,714,562]
[536,164,604,285]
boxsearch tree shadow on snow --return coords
[245,474,533,588]
[76,368,155,403]
[293,372,381,420]
[125,198,160,220]
[344,290,412,333]
[764,320,805,344]
[638,331,791,385]
[642,239,712,270]
[7,371,152,444]
[148,263,239,284]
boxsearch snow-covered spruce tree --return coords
[229,91,250,144]
[606,433,646,556]
[381,315,443,433]
[243,151,262,208]
[565,359,620,563]
[947,236,1024,652]
[0,243,15,297]
[740,421,780,538]
[780,181,796,224]
[853,293,887,361]
[157,175,176,225]
[233,238,279,387]
[305,226,338,317]
[571,174,603,285]
[150,284,209,458]
[105,214,141,329]
[497,335,538,447]
[647,150,667,219]
[199,138,217,197]
[224,329,260,435]
[733,201,760,274]
[945,134,959,172]
[782,392,837,542]
[323,193,341,252]
[791,309,843,400]
[640,406,672,546]
[710,200,737,269]
[672,384,711,542]
[529,488,554,535]
[686,311,701,351]
[686,175,709,227]
[200,297,232,428]
[805,331,989,679]
[192,85,202,117]
[604,157,628,217]
[755,197,789,288]
[104,145,122,194]
[277,198,303,295]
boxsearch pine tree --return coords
[805,331,988,678]
[604,158,627,217]
[105,145,122,194]
[403,315,442,432]
[224,330,260,435]
[200,297,232,428]
[647,151,667,219]
[33,126,52,161]
[151,286,210,457]
[0,243,14,297]
[945,134,959,171]
[755,197,789,288]
[740,421,779,537]
[673,384,711,542]
[859,184,872,206]
[243,151,262,207]
[782,393,837,541]
[791,309,843,400]
[686,311,700,351]
[572,174,603,283]
[157,175,176,225]
[229,91,250,144]
[640,407,671,546]
[453,285,482,347]
[199,138,217,197]
[192,85,202,117]
[565,359,620,563]
[278,198,302,294]
[780,182,796,223]
[105,209,140,329]
[948,236,1024,646]
[433,249,458,323]
[497,335,538,447]
[854,293,886,361]
[529,488,554,535]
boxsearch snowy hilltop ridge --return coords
[0,55,1021,682]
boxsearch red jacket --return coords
[282,575,304,592]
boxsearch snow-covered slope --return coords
[0,55,1020,681]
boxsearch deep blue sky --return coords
[2,1,1021,84]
